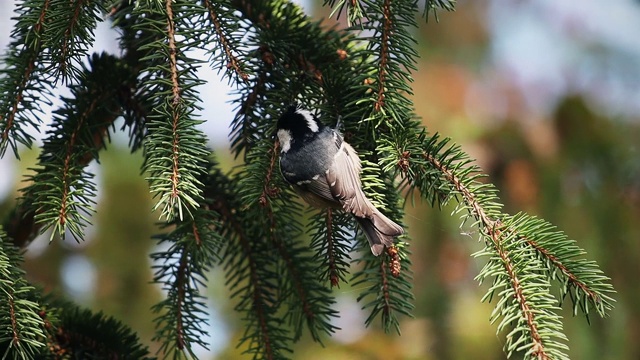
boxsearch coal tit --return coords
[276,105,403,256]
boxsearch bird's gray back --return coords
[280,128,337,184]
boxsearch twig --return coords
[202,0,248,81]
[165,0,182,206]
[374,0,392,112]
[526,237,601,303]
[259,140,280,206]
[326,209,340,287]
[58,0,86,81]
[174,252,188,350]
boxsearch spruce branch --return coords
[241,137,339,345]
[268,211,339,343]
[151,161,227,358]
[0,0,53,157]
[3,11,148,237]
[108,3,162,152]
[259,140,281,207]
[422,144,565,355]
[309,209,352,287]
[322,209,342,287]
[422,146,614,317]
[352,241,414,334]
[422,146,499,227]
[135,0,210,222]
[0,233,46,359]
[228,0,416,338]
[151,231,212,358]
[213,178,291,360]
[359,0,419,124]
[230,71,267,157]
[15,52,136,242]
[476,221,568,360]
[380,132,613,358]
[186,155,300,359]
[39,300,154,359]
[351,171,413,334]
[270,220,339,343]
[509,216,615,318]
[201,0,250,82]
[0,277,153,358]
[166,1,181,104]
[4,12,147,246]
[44,0,104,82]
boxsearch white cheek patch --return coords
[297,109,319,133]
[277,129,292,152]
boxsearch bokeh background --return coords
[1,0,639,359]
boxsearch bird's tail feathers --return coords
[355,211,403,256]
[371,209,404,237]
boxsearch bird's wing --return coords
[325,140,374,218]
[294,175,335,205]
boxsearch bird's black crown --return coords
[277,105,323,137]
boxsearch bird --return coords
[275,104,403,256]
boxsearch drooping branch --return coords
[421,147,613,315]
[55,94,97,231]
[310,209,352,289]
[137,0,209,222]
[46,0,103,82]
[209,190,279,360]
[230,71,266,156]
[422,150,549,355]
[4,53,137,247]
[0,0,51,156]
[174,251,188,350]
[151,215,217,357]
[202,0,248,82]
[379,257,392,318]
[57,0,85,80]
[165,0,183,208]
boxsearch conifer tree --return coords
[0,0,615,359]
